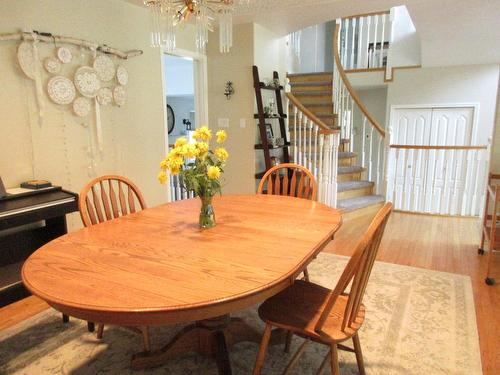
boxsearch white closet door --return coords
[388,106,476,215]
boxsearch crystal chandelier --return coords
[144,0,250,54]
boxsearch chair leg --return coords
[62,314,69,323]
[253,323,272,375]
[315,352,330,375]
[330,343,340,375]
[352,333,366,375]
[284,331,293,353]
[96,324,104,339]
[141,326,151,352]
[87,321,95,332]
[283,339,309,375]
[302,268,310,281]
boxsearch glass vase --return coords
[199,195,216,229]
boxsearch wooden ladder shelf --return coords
[253,65,290,179]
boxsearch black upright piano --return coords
[0,188,78,307]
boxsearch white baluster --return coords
[302,112,307,166]
[361,116,367,168]
[308,119,313,172]
[318,134,325,202]
[313,125,319,178]
[331,133,340,207]
[392,148,400,207]
[293,106,298,163]
[350,18,356,69]
[420,149,430,212]
[343,18,349,68]
[379,14,386,68]
[295,111,303,164]
[470,149,482,215]
[176,176,181,201]
[368,127,374,181]
[323,135,332,206]
[372,15,379,68]
[376,134,382,194]
[461,149,474,215]
[349,97,354,153]
[364,16,371,68]
[356,17,364,69]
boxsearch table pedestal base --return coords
[131,315,285,374]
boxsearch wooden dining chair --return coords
[257,163,318,352]
[258,163,317,282]
[65,175,150,351]
[253,202,392,375]
[257,163,317,201]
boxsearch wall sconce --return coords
[224,81,234,100]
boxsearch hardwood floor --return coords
[1,211,498,374]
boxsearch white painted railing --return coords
[286,93,340,208]
[333,19,386,195]
[386,145,489,216]
[169,174,196,202]
[339,11,393,70]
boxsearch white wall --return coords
[388,5,421,68]
[0,0,197,229]
[386,65,499,146]
[491,79,500,172]
[207,23,255,194]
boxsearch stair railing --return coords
[286,92,341,208]
[333,19,386,195]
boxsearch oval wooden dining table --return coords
[22,194,342,374]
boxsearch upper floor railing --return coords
[339,10,392,71]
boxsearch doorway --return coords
[386,105,489,216]
[162,49,208,148]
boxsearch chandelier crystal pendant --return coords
[144,0,250,54]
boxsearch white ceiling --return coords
[124,0,500,67]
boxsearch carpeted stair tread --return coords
[338,151,356,159]
[338,165,365,174]
[287,72,333,77]
[289,81,332,86]
[338,195,385,212]
[293,91,331,96]
[338,180,374,192]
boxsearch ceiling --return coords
[124,0,500,67]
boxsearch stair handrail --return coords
[333,20,385,138]
[286,92,338,135]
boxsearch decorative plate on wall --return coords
[57,46,72,64]
[73,97,91,117]
[116,65,128,86]
[44,57,62,74]
[47,76,76,105]
[17,42,36,79]
[74,66,101,98]
[93,55,115,82]
[97,87,113,106]
[113,86,126,106]
[167,104,175,134]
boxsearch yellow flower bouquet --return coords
[158,126,228,228]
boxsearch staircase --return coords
[287,70,385,217]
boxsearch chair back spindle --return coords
[79,175,147,227]
[315,202,392,332]
[257,163,317,200]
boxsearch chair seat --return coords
[258,280,365,343]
